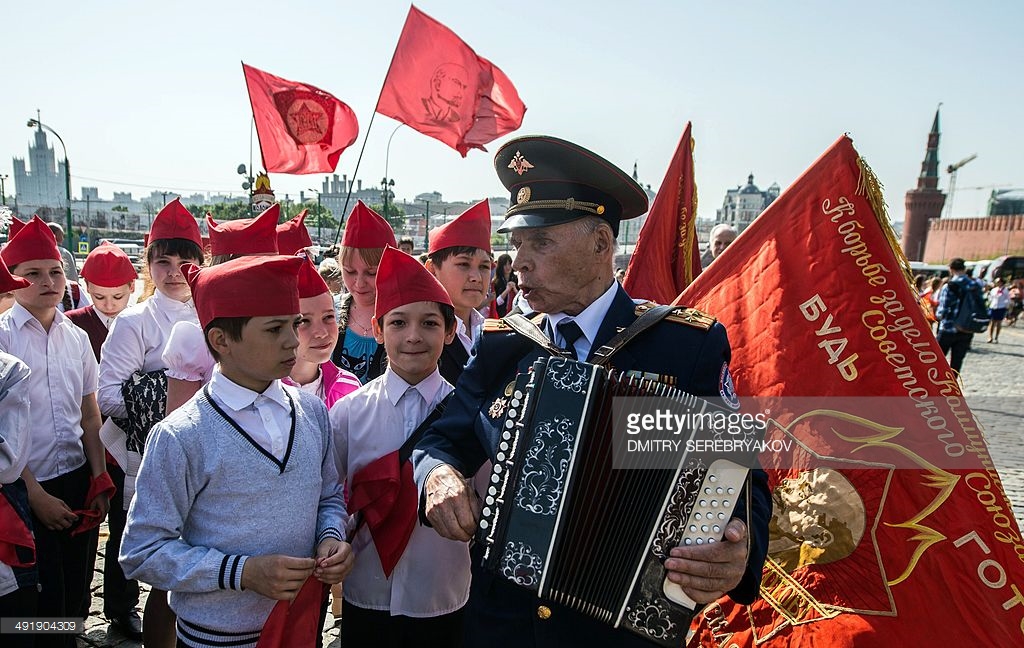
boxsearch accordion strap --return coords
[590,304,675,367]
[504,314,571,358]
[504,304,676,365]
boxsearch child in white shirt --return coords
[330,246,469,647]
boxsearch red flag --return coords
[622,122,701,302]
[376,6,526,157]
[242,63,358,174]
[679,136,1024,645]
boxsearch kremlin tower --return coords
[901,108,947,261]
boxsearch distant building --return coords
[988,189,1024,216]
[12,121,67,214]
[715,174,779,231]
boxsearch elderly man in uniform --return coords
[413,136,770,647]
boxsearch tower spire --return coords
[918,105,941,190]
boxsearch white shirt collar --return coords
[9,301,69,331]
[383,366,445,407]
[150,288,195,314]
[94,309,114,328]
[209,369,290,413]
[456,307,486,350]
[545,280,619,348]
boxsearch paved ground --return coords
[76,324,1023,647]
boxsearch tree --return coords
[370,202,405,230]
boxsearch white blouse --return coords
[330,368,469,617]
[98,290,198,418]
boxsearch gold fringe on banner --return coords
[855,154,919,298]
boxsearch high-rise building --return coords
[901,108,947,261]
[12,121,67,213]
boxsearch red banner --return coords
[376,6,526,157]
[679,136,1024,645]
[242,63,358,174]
[622,122,701,302]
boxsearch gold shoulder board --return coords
[665,306,716,330]
[635,301,716,330]
[483,318,511,333]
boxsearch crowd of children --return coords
[0,199,499,648]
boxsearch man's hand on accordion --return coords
[664,517,749,604]
[424,464,482,542]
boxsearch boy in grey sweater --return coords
[120,256,353,648]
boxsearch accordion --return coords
[476,357,763,646]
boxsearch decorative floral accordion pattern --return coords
[625,598,677,640]
[548,358,589,393]
[514,416,576,515]
[652,459,707,559]
[500,541,543,587]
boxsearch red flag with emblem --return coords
[375,5,526,157]
[678,136,1024,646]
[622,122,701,302]
[242,63,359,174]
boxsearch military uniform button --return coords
[537,605,552,620]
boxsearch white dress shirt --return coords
[98,289,198,418]
[330,367,468,617]
[208,371,293,461]
[455,307,485,354]
[0,303,99,482]
[545,280,619,361]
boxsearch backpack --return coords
[951,279,990,334]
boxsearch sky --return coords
[2,0,1021,223]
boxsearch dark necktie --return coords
[556,319,585,360]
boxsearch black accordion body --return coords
[476,357,763,646]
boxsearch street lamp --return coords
[307,188,322,245]
[27,117,73,252]
[0,174,7,206]
[237,164,254,208]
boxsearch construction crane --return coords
[944,153,977,218]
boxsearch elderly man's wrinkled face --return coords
[510,221,606,316]
[711,229,737,258]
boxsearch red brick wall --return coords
[923,215,1024,263]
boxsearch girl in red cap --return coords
[284,260,361,408]
[330,201,397,384]
[0,217,113,648]
[97,198,204,648]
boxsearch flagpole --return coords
[331,109,380,246]
[333,9,411,246]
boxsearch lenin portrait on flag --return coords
[423,62,468,123]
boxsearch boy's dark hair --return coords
[427,245,493,267]
[204,316,252,360]
[146,238,204,265]
[377,302,456,334]
[949,258,966,272]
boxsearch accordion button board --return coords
[475,357,765,646]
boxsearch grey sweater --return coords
[120,385,345,648]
